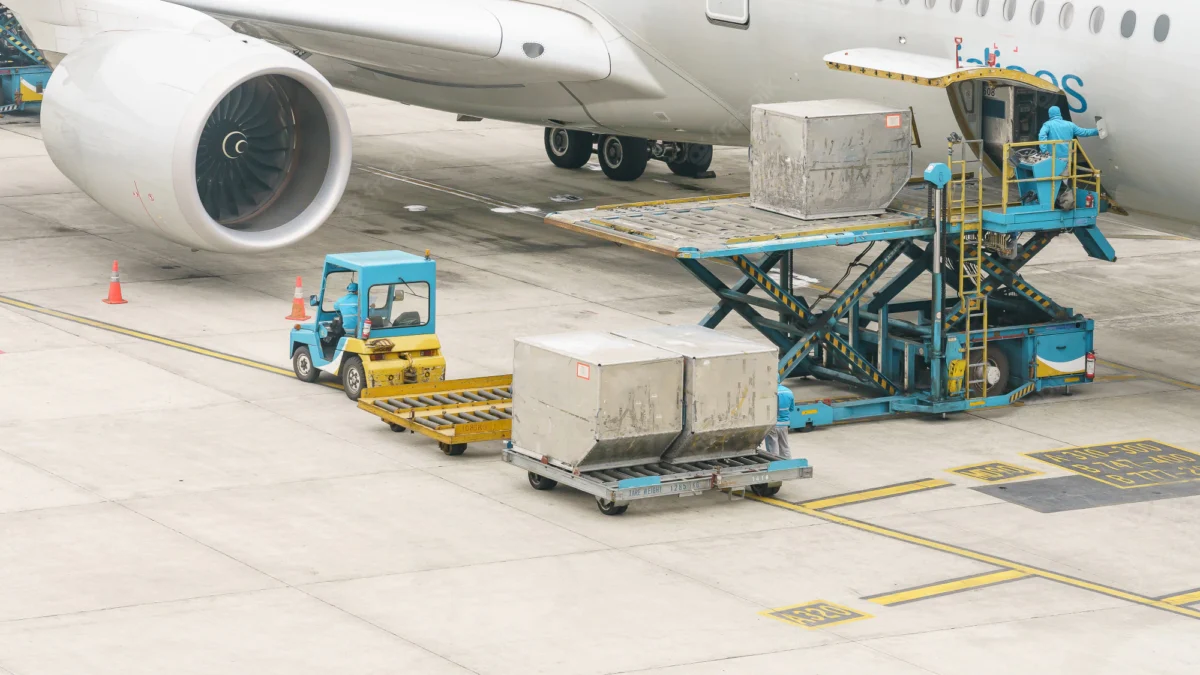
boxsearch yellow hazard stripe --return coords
[800,479,951,511]
[866,569,1030,606]
[732,256,809,319]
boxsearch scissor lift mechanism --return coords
[544,139,1115,429]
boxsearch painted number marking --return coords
[1026,440,1200,489]
[949,461,1042,483]
[576,362,590,380]
[762,600,871,629]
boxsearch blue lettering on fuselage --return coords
[963,45,1088,113]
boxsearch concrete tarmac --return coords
[1,91,1200,674]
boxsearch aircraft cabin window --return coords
[1120,10,1136,38]
[1031,0,1045,25]
[950,0,963,14]
[1089,7,1104,34]
[976,0,989,17]
[1059,2,1075,30]
[1154,15,1170,42]
[706,0,749,25]
[1003,0,1016,21]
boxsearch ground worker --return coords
[321,281,360,348]
[763,383,794,459]
[1034,106,1103,210]
[1039,106,1100,155]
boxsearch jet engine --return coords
[40,30,352,253]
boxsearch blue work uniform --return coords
[776,384,794,425]
[1038,106,1099,155]
[764,384,794,459]
[334,291,360,336]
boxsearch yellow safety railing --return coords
[1000,139,1102,214]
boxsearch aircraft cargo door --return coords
[823,48,1071,176]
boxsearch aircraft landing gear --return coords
[597,134,650,181]
[544,128,595,169]
[542,128,713,181]
[653,141,714,178]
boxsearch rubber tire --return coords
[750,483,782,498]
[292,346,320,383]
[970,347,1011,397]
[544,128,595,169]
[528,472,558,491]
[341,356,365,401]
[668,143,713,177]
[439,442,467,456]
[388,423,405,433]
[596,497,629,516]
[598,135,649,181]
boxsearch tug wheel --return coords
[292,346,320,383]
[341,356,365,401]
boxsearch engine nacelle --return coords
[41,30,352,253]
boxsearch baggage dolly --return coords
[503,444,812,516]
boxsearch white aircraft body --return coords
[5,0,1189,252]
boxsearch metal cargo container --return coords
[614,326,777,463]
[750,100,912,220]
[512,332,684,470]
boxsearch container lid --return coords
[614,325,776,359]
[753,99,905,119]
[516,331,679,365]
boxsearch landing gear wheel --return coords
[341,356,365,400]
[970,348,1011,397]
[596,497,629,516]
[598,135,649,181]
[292,346,320,383]
[527,472,558,491]
[668,143,713,177]
[439,442,467,456]
[750,482,782,498]
[544,128,595,169]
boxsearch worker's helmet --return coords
[346,282,359,293]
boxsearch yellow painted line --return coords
[1160,589,1200,607]
[1095,374,1139,383]
[749,494,1200,621]
[1099,359,1200,392]
[799,478,952,511]
[0,294,342,390]
[865,569,1030,606]
[594,193,749,210]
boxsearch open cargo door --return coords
[824,48,1070,178]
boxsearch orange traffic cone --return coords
[285,276,311,320]
[102,260,128,305]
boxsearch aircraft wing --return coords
[168,0,614,88]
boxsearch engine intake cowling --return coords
[41,30,351,253]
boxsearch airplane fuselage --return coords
[316,0,1193,222]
